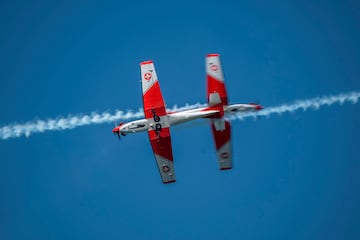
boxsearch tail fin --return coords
[206,54,228,106]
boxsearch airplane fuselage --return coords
[116,103,262,134]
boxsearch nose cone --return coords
[112,126,120,133]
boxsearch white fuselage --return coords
[119,103,261,134]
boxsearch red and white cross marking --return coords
[144,72,152,81]
[210,64,219,71]
[221,152,229,159]
[162,165,170,173]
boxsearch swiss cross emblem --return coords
[210,64,219,71]
[162,165,170,173]
[144,72,152,81]
[221,152,229,159]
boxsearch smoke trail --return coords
[0,92,359,140]
[0,103,205,140]
[229,91,360,120]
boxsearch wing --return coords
[211,118,232,170]
[140,60,176,183]
[148,128,175,183]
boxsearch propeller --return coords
[112,122,124,140]
[115,131,121,140]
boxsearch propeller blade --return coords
[112,122,125,141]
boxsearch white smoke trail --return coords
[229,91,360,120]
[0,92,359,140]
[0,103,206,140]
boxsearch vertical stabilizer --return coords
[206,54,228,106]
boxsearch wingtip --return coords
[220,167,232,170]
[207,53,220,57]
[140,60,153,66]
[163,180,176,184]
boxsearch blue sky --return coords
[1,0,360,239]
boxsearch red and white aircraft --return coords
[112,54,263,183]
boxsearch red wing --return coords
[140,60,175,183]
[148,128,175,183]
[140,60,167,119]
